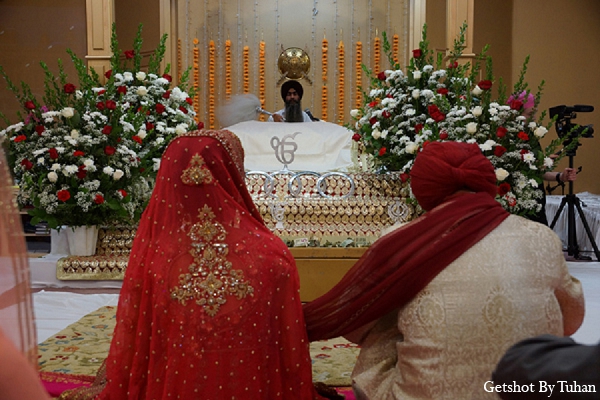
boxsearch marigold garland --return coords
[392,34,400,66]
[225,39,232,100]
[208,40,216,129]
[259,41,266,121]
[243,46,250,94]
[374,36,381,73]
[337,40,345,125]
[193,38,200,123]
[177,38,183,81]
[321,37,328,121]
[355,41,363,109]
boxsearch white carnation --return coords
[47,171,58,182]
[137,86,148,96]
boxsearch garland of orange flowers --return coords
[177,38,183,81]
[225,39,232,100]
[392,34,400,66]
[321,37,328,121]
[243,46,250,94]
[337,40,345,125]
[355,41,363,109]
[374,36,381,73]
[258,41,266,121]
[208,40,216,129]
[192,38,200,123]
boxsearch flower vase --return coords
[65,225,99,256]
[50,226,70,255]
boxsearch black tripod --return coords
[549,155,600,261]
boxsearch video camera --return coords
[549,104,594,142]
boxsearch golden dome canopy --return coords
[277,47,310,80]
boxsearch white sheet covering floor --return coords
[33,262,600,345]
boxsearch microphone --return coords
[304,109,319,121]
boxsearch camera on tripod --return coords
[549,105,594,151]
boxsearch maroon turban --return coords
[280,80,304,101]
[410,141,497,211]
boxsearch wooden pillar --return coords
[159,0,178,79]
[409,0,427,61]
[85,0,115,79]
[446,0,475,61]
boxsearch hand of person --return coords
[272,114,284,122]
[560,167,577,182]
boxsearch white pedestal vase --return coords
[65,225,99,256]
[50,226,70,255]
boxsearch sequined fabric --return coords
[350,216,584,400]
[62,130,320,399]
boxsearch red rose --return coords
[439,131,448,140]
[117,138,122,143]
[48,148,59,159]
[155,104,166,114]
[437,88,449,96]
[63,83,76,94]
[494,146,507,157]
[98,89,106,95]
[427,105,445,122]
[368,100,378,108]
[145,122,155,131]
[96,101,106,111]
[447,61,459,69]
[382,110,391,119]
[24,101,35,110]
[117,86,127,95]
[412,49,422,58]
[132,136,143,144]
[73,150,85,157]
[179,106,189,114]
[185,97,193,105]
[422,140,430,148]
[414,123,423,133]
[20,159,33,170]
[57,190,71,202]
[162,73,172,82]
[162,90,171,99]
[105,70,112,79]
[510,100,523,110]
[104,145,116,155]
[369,117,378,125]
[102,125,112,135]
[106,100,117,110]
[496,126,507,138]
[377,71,386,81]
[478,80,492,90]
[14,135,27,143]
[94,194,105,204]
[76,165,87,179]
[352,133,361,142]
[517,131,529,141]
[35,125,45,135]
[507,197,517,207]
[400,173,409,183]
[197,121,204,130]
[124,50,135,59]
[497,183,511,196]
[118,189,128,198]
[378,147,387,156]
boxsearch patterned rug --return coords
[38,306,359,388]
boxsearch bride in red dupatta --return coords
[63,130,321,399]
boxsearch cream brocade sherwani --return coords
[349,215,585,400]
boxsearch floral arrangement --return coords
[0,24,198,229]
[350,24,576,217]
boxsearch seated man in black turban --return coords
[268,80,314,122]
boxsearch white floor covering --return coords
[33,261,600,345]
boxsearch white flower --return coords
[480,140,496,151]
[413,71,422,80]
[155,137,165,145]
[472,85,483,96]
[47,171,58,182]
[136,71,147,81]
[113,169,124,180]
[405,142,418,154]
[51,163,61,171]
[381,129,389,139]
[466,122,478,134]
[495,168,509,181]
[70,129,79,139]
[123,72,134,82]
[523,152,535,163]
[61,107,75,118]
[153,158,162,171]
[372,129,382,140]
[63,165,78,176]
[350,109,360,118]
[411,89,420,99]
[472,106,483,117]
[543,157,554,169]
[137,86,148,96]
[528,122,537,129]
[175,124,188,135]
[137,130,147,140]
[534,126,548,138]
[529,179,539,187]
[83,159,95,167]
[103,166,115,176]
[37,157,45,165]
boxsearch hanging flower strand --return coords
[337,40,345,125]
[259,41,266,121]
[208,40,216,129]
[225,39,232,100]
[392,34,400,66]
[374,34,381,73]
[355,41,363,109]
[321,36,328,121]
[177,38,183,81]
[243,45,250,94]
[193,38,200,122]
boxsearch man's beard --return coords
[284,101,303,122]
